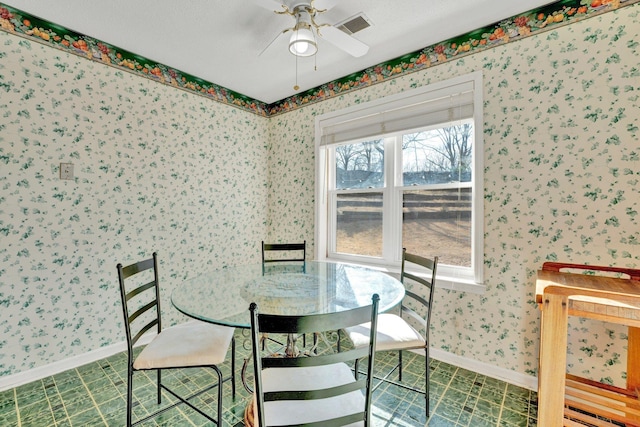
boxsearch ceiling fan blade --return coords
[259,29,288,56]
[314,0,339,11]
[251,0,285,12]
[319,26,369,57]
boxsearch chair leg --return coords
[217,366,224,427]
[231,337,237,397]
[398,350,403,382]
[425,349,430,417]
[127,365,134,427]
[157,369,162,404]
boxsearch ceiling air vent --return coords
[336,13,372,35]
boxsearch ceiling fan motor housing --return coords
[289,6,317,56]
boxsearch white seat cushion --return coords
[133,320,234,370]
[260,363,365,427]
[345,313,425,352]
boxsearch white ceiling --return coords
[5,0,557,104]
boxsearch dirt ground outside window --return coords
[337,217,471,267]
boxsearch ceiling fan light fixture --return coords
[289,25,317,56]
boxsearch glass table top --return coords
[171,261,405,328]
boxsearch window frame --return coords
[315,71,485,294]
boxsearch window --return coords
[315,72,484,292]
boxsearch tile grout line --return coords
[75,366,108,426]
[13,386,21,427]
[52,377,72,425]
[41,381,52,427]
[497,381,508,425]
[170,372,199,427]
[99,358,130,423]
[427,362,458,424]
[44,380,64,427]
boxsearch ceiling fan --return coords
[253,0,369,58]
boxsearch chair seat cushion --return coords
[260,363,364,427]
[134,320,234,370]
[345,313,425,351]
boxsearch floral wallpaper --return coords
[0,32,269,377]
[0,0,638,391]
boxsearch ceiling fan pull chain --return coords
[294,53,300,91]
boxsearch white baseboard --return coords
[1,337,537,393]
[430,347,538,391]
[0,335,155,392]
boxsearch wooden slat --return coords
[565,387,640,418]
[564,407,619,426]
[567,308,640,328]
[566,374,638,399]
[542,262,640,281]
[538,293,570,426]
[630,327,640,391]
[564,377,640,426]
[565,395,638,426]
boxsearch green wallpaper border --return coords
[0,0,637,116]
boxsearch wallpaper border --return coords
[0,0,638,117]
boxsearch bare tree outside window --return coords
[402,124,473,185]
[435,123,473,178]
[335,140,383,190]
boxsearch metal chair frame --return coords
[117,252,236,426]
[249,294,380,427]
[261,240,306,272]
[260,240,311,347]
[345,249,438,417]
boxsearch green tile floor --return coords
[0,330,538,426]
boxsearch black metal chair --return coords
[261,240,306,273]
[343,249,438,417]
[117,252,236,426]
[247,293,380,427]
[260,240,310,347]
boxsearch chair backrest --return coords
[400,249,438,344]
[249,294,380,427]
[261,240,306,264]
[262,241,306,274]
[117,252,161,355]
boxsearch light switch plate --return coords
[60,163,74,180]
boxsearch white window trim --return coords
[315,71,485,294]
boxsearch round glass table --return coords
[171,261,405,327]
[172,261,405,392]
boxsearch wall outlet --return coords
[60,163,74,180]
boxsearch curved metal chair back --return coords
[261,240,306,273]
[249,294,379,427]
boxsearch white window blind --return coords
[319,79,475,147]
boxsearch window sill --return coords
[324,258,486,295]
